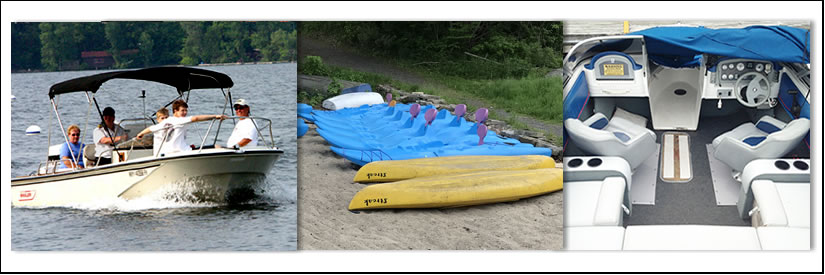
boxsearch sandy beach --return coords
[297,124,563,250]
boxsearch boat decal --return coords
[366,172,387,180]
[363,198,388,206]
[128,169,148,177]
[19,190,36,201]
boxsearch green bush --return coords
[301,55,327,75]
[301,21,563,80]
[180,56,198,66]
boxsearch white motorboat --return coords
[562,26,811,250]
[12,67,284,207]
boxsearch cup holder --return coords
[587,158,603,167]
[774,160,790,170]
[568,158,583,168]
[793,161,809,171]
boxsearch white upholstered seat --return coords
[564,112,657,169]
[712,116,809,172]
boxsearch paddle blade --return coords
[475,108,488,123]
[425,108,437,126]
[477,124,488,145]
[455,104,467,117]
[410,104,421,119]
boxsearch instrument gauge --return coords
[755,64,764,72]
[721,64,728,70]
[736,63,745,71]
[722,74,728,80]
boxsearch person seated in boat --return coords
[136,100,226,155]
[59,125,86,169]
[93,107,128,165]
[226,98,258,148]
[135,108,170,157]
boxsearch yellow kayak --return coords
[353,155,557,183]
[348,168,562,210]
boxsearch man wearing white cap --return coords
[227,99,258,148]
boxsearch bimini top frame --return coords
[45,67,239,172]
[48,66,234,98]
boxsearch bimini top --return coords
[630,25,810,67]
[49,66,234,98]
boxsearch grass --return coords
[297,55,563,126]
[299,56,394,89]
[503,115,530,130]
[434,74,563,123]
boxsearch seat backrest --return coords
[564,117,618,144]
[83,143,96,166]
[762,118,809,152]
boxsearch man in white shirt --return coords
[93,107,128,165]
[226,98,258,148]
[136,100,226,156]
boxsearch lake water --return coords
[9,63,298,251]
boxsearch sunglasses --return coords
[234,105,247,110]
[70,133,80,137]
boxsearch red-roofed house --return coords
[81,49,139,69]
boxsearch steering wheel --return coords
[734,72,771,107]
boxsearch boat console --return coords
[707,58,781,108]
[563,34,805,131]
[570,54,788,130]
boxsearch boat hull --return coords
[11,148,282,207]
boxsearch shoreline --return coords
[11,61,297,74]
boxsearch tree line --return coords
[301,22,563,79]
[12,21,297,71]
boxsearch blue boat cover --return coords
[630,26,810,67]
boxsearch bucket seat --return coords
[712,116,809,173]
[564,112,657,169]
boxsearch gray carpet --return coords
[564,110,810,226]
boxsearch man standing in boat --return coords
[93,107,128,165]
[226,99,258,148]
[137,99,227,155]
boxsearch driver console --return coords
[710,59,780,108]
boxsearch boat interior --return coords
[562,34,811,250]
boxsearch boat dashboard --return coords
[706,58,781,104]
[563,36,810,130]
[566,53,788,105]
